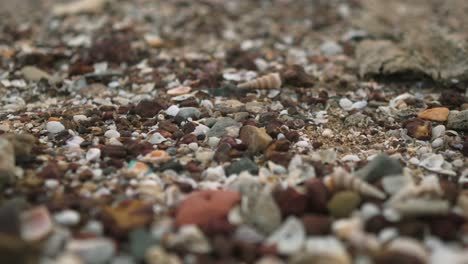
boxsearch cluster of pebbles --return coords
[1,0,468,263]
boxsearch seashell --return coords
[419,153,456,176]
[237,73,282,90]
[20,206,53,242]
[324,167,386,199]
[386,238,428,263]
[167,86,191,96]
[266,216,306,255]
[391,198,449,217]
[388,175,443,205]
[333,217,380,253]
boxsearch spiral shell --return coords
[237,73,282,89]
[324,168,386,199]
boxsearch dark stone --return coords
[225,158,258,176]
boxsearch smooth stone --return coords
[245,188,282,234]
[239,125,273,153]
[86,148,101,161]
[104,130,120,138]
[43,227,71,257]
[73,115,88,122]
[320,41,343,56]
[327,191,361,218]
[355,153,403,183]
[447,110,468,131]
[21,66,52,82]
[193,124,210,136]
[266,216,305,255]
[215,99,245,114]
[432,125,446,139]
[206,117,240,138]
[46,121,65,134]
[417,107,449,122]
[148,133,166,144]
[382,175,411,195]
[339,98,353,111]
[175,107,201,122]
[432,138,444,148]
[225,158,259,176]
[54,210,81,226]
[3,133,35,156]
[67,238,115,264]
[165,105,180,116]
[0,138,16,186]
[129,229,156,261]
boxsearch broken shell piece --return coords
[386,238,428,263]
[419,154,456,176]
[391,198,449,217]
[20,206,53,242]
[266,216,306,255]
[141,150,171,164]
[167,86,191,96]
[324,167,386,199]
[237,73,282,89]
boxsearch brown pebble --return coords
[305,178,329,214]
[417,107,449,122]
[404,118,432,140]
[272,186,308,217]
[301,214,332,235]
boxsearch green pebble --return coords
[327,191,361,218]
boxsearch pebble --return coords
[86,148,101,161]
[266,216,306,254]
[320,41,343,56]
[165,105,180,116]
[245,188,282,234]
[225,158,259,176]
[145,246,181,264]
[193,124,210,136]
[339,98,353,111]
[432,125,446,139]
[67,238,116,264]
[215,99,245,114]
[382,175,411,195]
[322,128,334,137]
[45,179,59,189]
[327,191,361,218]
[105,130,120,138]
[356,153,403,182]
[46,121,66,134]
[239,125,273,153]
[148,132,166,144]
[417,107,450,122]
[447,110,468,131]
[21,66,52,82]
[206,117,240,138]
[202,165,225,180]
[54,210,81,226]
[0,138,16,186]
[432,137,444,148]
[73,115,88,122]
[20,206,53,242]
[404,118,432,140]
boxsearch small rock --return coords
[145,246,181,264]
[417,107,449,122]
[339,98,353,111]
[206,117,240,138]
[432,137,444,148]
[175,190,240,233]
[20,206,53,242]
[301,214,332,235]
[104,130,120,139]
[21,66,52,82]
[129,229,156,261]
[404,118,432,140]
[0,138,16,187]
[382,175,411,195]
[273,186,308,217]
[175,107,201,122]
[239,125,273,153]
[327,191,361,218]
[356,153,403,183]
[54,210,81,226]
[134,100,163,118]
[3,133,36,157]
[165,105,180,116]
[432,125,446,139]
[305,179,329,213]
[320,41,343,56]
[215,99,245,114]
[67,238,115,264]
[52,0,107,16]
[225,158,259,176]
[447,110,468,131]
[148,133,166,144]
[46,121,65,134]
[245,188,282,234]
[102,200,153,237]
[86,148,101,161]
[266,216,305,254]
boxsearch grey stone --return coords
[245,188,282,235]
[21,66,52,82]
[0,138,16,187]
[355,153,403,183]
[206,117,240,138]
[129,229,156,261]
[344,113,373,128]
[447,110,468,131]
[175,107,201,122]
[225,158,259,176]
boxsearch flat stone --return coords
[266,216,306,255]
[225,158,259,176]
[327,191,361,218]
[447,110,468,131]
[206,117,240,138]
[245,188,282,234]
[239,125,273,153]
[175,107,201,122]
[21,66,52,82]
[46,121,65,134]
[215,99,245,114]
[356,153,403,183]
[417,107,449,122]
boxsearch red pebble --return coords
[305,178,329,214]
[273,186,308,217]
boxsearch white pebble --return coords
[104,130,120,138]
[295,140,309,148]
[188,142,199,151]
[208,137,220,148]
[352,100,367,110]
[361,203,380,220]
[54,210,80,226]
[73,115,87,122]
[432,125,446,139]
[45,179,59,189]
[86,148,101,161]
[431,138,444,148]
[166,105,180,116]
[379,227,398,243]
[193,124,210,136]
[46,121,65,134]
[322,128,334,137]
[339,98,353,111]
[341,154,360,162]
[148,132,166,144]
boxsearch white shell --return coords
[324,167,386,199]
[266,216,305,255]
[237,73,282,89]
